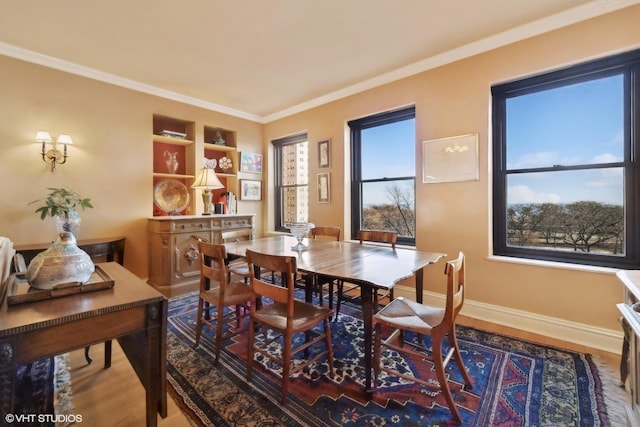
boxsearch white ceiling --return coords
[0,0,637,123]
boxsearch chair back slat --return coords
[443,251,465,325]
[198,241,228,292]
[221,228,253,243]
[357,230,397,248]
[311,226,341,241]
[246,249,297,306]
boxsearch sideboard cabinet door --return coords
[147,214,254,297]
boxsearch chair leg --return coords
[449,325,473,388]
[334,280,343,321]
[214,302,225,364]
[328,280,334,311]
[324,319,335,377]
[432,333,462,423]
[281,334,292,404]
[247,320,255,382]
[104,340,112,368]
[194,298,204,347]
[84,346,93,364]
[373,323,382,383]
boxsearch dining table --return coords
[224,235,446,392]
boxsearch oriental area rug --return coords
[11,354,73,427]
[166,292,627,426]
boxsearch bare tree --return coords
[362,183,415,237]
[562,201,619,252]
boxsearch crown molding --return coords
[1,0,638,124]
[0,42,263,123]
[263,0,640,122]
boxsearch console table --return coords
[13,236,126,365]
[14,236,126,267]
[617,270,640,426]
[0,262,167,426]
[147,215,254,297]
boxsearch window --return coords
[349,107,416,245]
[492,49,640,268]
[273,133,309,231]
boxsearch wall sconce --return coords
[191,167,224,215]
[36,131,73,171]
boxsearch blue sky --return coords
[357,73,624,208]
[506,74,624,206]
[361,119,415,206]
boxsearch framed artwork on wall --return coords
[239,179,262,201]
[317,173,330,203]
[422,134,479,183]
[318,139,330,169]
[239,152,263,173]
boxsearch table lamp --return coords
[192,167,224,215]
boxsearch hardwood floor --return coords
[67,343,192,427]
[65,318,624,426]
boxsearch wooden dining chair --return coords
[220,228,253,282]
[245,249,335,404]
[334,229,398,319]
[194,241,253,364]
[308,226,341,308]
[372,252,473,423]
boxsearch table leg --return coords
[415,268,424,304]
[361,285,374,393]
[305,273,314,303]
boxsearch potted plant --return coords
[30,187,93,236]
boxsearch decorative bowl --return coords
[285,222,315,251]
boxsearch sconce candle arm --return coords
[36,131,72,171]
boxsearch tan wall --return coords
[0,57,263,278]
[263,5,640,332]
[1,5,638,335]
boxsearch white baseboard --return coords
[394,287,624,355]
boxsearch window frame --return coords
[272,133,308,232]
[491,49,640,269]
[348,106,416,246]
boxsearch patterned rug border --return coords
[167,291,629,426]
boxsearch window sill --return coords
[487,255,619,275]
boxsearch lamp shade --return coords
[56,134,73,144]
[35,131,52,143]
[191,167,224,189]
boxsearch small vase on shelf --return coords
[164,151,179,174]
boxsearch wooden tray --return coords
[7,265,115,306]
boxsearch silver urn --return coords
[26,232,95,289]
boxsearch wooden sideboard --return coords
[617,270,640,426]
[147,214,254,297]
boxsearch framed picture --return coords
[239,179,262,201]
[318,139,330,169]
[317,173,330,203]
[422,134,479,183]
[239,152,263,173]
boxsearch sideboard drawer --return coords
[223,217,253,228]
[172,220,210,231]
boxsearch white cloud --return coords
[507,185,562,204]
[509,152,557,169]
[592,152,620,163]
